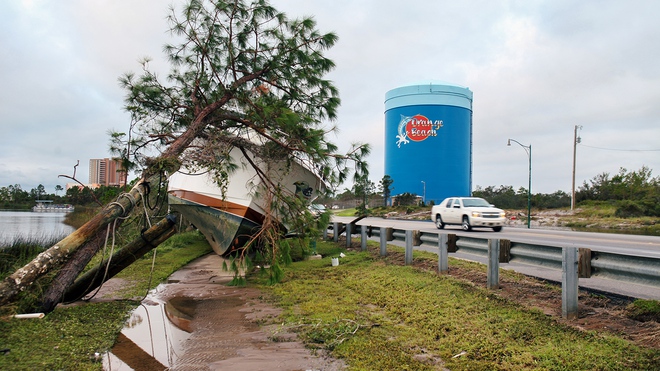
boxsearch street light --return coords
[507,138,532,228]
[421,181,426,204]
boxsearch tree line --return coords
[472,166,658,217]
[576,166,659,217]
[0,183,126,210]
[320,166,659,218]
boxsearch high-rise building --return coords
[89,158,126,187]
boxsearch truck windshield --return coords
[462,198,491,207]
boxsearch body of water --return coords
[0,211,75,246]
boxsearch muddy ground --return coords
[94,254,345,370]
[96,241,659,370]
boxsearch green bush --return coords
[615,200,646,218]
[640,196,660,217]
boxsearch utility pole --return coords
[571,125,582,210]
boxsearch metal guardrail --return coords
[510,242,564,270]
[455,237,489,257]
[590,251,660,287]
[328,221,660,319]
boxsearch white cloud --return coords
[0,0,658,196]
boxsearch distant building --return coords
[65,183,99,190]
[89,158,126,187]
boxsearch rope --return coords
[139,236,159,302]
[64,223,112,303]
[142,174,165,211]
[137,187,152,229]
[107,191,138,218]
[107,201,126,217]
[136,217,179,303]
[73,183,162,303]
[82,219,118,301]
[118,191,138,209]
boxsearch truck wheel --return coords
[435,215,445,229]
[462,216,472,231]
[492,226,502,232]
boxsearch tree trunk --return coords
[62,215,178,303]
[37,221,122,313]
[0,85,218,308]
[0,175,161,307]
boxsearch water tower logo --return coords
[395,114,443,148]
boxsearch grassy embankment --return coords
[559,202,660,235]
[257,241,660,370]
[0,231,212,370]
[2,227,659,369]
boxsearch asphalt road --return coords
[331,216,660,300]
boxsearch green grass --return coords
[0,231,212,371]
[562,204,660,235]
[256,241,660,370]
[109,231,212,298]
[627,299,660,322]
[2,232,659,370]
[0,235,61,280]
[0,301,133,370]
[334,208,358,216]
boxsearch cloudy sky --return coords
[1,0,659,197]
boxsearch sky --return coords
[1,0,659,197]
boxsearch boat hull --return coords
[167,148,322,256]
[168,191,262,256]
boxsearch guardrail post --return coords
[361,225,367,251]
[380,229,387,256]
[487,239,500,289]
[405,230,413,265]
[413,230,422,246]
[438,233,448,274]
[333,222,340,242]
[448,234,458,252]
[562,247,579,320]
[345,223,352,248]
[578,248,592,278]
[500,239,511,263]
[386,227,394,241]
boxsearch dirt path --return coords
[98,254,345,370]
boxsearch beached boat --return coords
[167,147,323,256]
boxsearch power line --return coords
[578,143,660,152]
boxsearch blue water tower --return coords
[384,81,473,205]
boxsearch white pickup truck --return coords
[430,197,506,232]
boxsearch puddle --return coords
[103,286,198,370]
[97,254,345,370]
